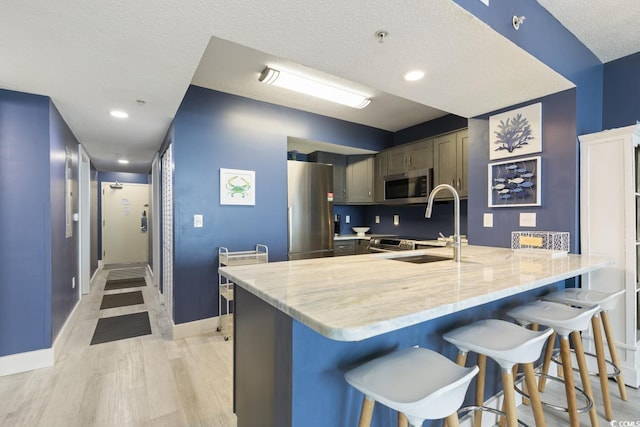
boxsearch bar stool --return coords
[443,319,552,427]
[507,301,601,427]
[344,347,479,427]
[543,288,627,421]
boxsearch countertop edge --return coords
[220,249,612,342]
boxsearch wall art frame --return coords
[488,156,541,207]
[489,102,542,160]
[220,168,255,206]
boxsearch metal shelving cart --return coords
[217,244,268,340]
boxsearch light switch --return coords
[345,215,350,224]
[483,213,493,228]
[194,214,203,228]
[375,215,380,224]
[393,214,399,226]
[519,212,536,227]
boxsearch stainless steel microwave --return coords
[383,168,432,204]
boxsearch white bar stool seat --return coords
[543,288,627,420]
[443,319,552,427]
[345,347,479,427]
[507,300,601,427]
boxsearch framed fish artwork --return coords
[488,156,541,207]
[489,103,542,160]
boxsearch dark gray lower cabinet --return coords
[334,240,356,256]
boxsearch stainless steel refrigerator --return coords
[287,161,334,260]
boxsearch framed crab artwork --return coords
[489,102,542,160]
[220,168,255,206]
[488,156,541,207]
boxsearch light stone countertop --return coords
[219,245,611,342]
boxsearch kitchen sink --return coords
[387,254,452,264]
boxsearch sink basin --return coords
[388,254,452,264]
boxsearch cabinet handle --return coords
[408,156,412,167]
[451,179,455,187]
[458,178,461,189]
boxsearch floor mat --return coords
[100,290,144,309]
[90,312,151,345]
[104,277,147,291]
[107,267,146,280]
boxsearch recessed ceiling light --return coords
[110,110,129,119]
[404,70,425,82]
[117,159,129,164]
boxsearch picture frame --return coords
[220,168,255,206]
[489,102,542,160]
[488,156,541,207]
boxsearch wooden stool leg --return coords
[473,354,486,427]
[498,364,520,427]
[592,315,613,420]
[559,336,580,427]
[445,413,461,427]
[572,331,599,427]
[397,412,408,427]
[601,311,628,401]
[501,369,519,427]
[523,363,546,427]
[444,352,468,427]
[539,332,557,391]
[358,397,375,427]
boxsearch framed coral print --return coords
[220,168,255,206]
[489,103,542,160]
[488,156,541,207]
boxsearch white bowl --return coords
[352,227,370,236]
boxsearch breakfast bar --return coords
[219,245,611,427]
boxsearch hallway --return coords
[0,268,236,427]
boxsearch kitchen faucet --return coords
[425,184,461,262]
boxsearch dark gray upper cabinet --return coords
[433,129,468,200]
[346,155,374,204]
[308,151,348,204]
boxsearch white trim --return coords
[145,264,153,286]
[0,299,80,377]
[0,348,53,377]
[172,316,221,340]
[53,300,80,360]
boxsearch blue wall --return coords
[49,102,80,340]
[170,86,393,324]
[394,114,468,146]
[454,0,603,135]
[603,51,640,129]
[468,89,578,251]
[0,90,52,356]
[96,171,149,262]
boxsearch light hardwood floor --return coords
[1,268,639,426]
[0,268,237,427]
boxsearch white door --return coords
[101,182,149,265]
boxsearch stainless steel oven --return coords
[368,237,417,253]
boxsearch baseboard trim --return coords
[1,281,86,377]
[172,316,221,340]
[0,348,54,377]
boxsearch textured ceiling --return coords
[537,0,640,63]
[0,1,632,173]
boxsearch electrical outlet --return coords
[520,212,536,227]
[72,277,76,289]
[375,215,380,224]
[345,215,350,224]
[393,214,399,226]
[194,214,203,228]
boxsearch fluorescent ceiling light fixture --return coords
[404,70,425,81]
[110,110,129,119]
[117,159,129,164]
[259,67,371,109]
